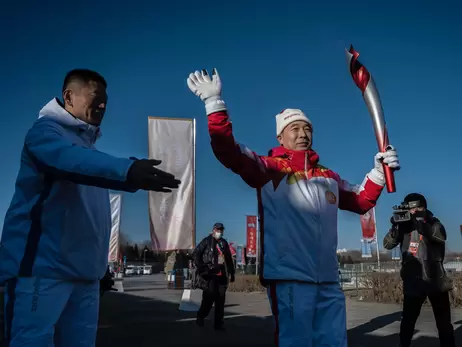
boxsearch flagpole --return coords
[192,118,197,249]
[373,208,380,270]
[255,215,259,276]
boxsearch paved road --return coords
[97,274,462,346]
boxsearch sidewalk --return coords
[97,276,462,346]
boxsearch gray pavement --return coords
[97,274,462,346]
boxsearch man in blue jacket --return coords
[0,69,181,347]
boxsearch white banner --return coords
[108,193,122,262]
[148,117,195,251]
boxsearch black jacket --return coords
[100,266,115,297]
[193,235,235,280]
[383,211,452,296]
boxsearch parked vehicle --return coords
[143,265,153,275]
[125,265,135,276]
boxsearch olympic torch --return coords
[345,45,396,193]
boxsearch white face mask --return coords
[214,232,223,240]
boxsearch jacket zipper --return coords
[305,153,320,283]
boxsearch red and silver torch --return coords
[345,45,396,193]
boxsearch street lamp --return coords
[143,249,148,265]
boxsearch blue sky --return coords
[1,0,461,251]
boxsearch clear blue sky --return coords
[1,1,461,251]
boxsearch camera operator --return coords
[383,193,455,347]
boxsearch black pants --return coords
[400,291,455,347]
[197,276,227,327]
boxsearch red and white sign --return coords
[228,242,237,256]
[246,215,257,257]
[360,208,377,241]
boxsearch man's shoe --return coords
[196,317,205,327]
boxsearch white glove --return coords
[367,145,400,186]
[187,69,227,115]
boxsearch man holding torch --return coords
[187,67,400,346]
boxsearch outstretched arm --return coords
[337,175,383,214]
[208,111,281,188]
[187,69,281,189]
[337,147,400,214]
[25,118,135,191]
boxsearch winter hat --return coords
[275,108,312,136]
[404,193,427,208]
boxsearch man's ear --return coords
[63,89,73,107]
[277,134,283,146]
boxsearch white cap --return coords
[275,108,312,135]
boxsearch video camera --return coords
[392,200,423,223]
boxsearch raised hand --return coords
[187,68,227,115]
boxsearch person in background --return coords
[194,223,235,330]
[183,251,191,279]
[0,68,181,347]
[383,193,455,347]
[164,251,169,278]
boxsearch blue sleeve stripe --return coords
[5,278,18,344]
[18,175,54,277]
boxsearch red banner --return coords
[246,215,257,257]
[360,208,376,241]
[228,242,237,256]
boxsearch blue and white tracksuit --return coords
[208,110,385,347]
[0,98,135,346]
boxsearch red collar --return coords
[269,146,320,168]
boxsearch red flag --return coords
[360,208,377,241]
[246,215,257,257]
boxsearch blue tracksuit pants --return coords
[267,282,347,347]
[4,277,100,346]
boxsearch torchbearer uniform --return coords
[187,69,400,346]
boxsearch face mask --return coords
[214,232,223,239]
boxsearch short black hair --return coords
[62,69,107,93]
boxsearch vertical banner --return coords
[361,239,372,258]
[246,215,257,257]
[108,193,122,262]
[360,207,377,241]
[148,117,195,251]
[236,245,245,265]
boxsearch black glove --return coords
[388,216,404,239]
[126,159,181,192]
[390,216,398,226]
[410,211,427,234]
